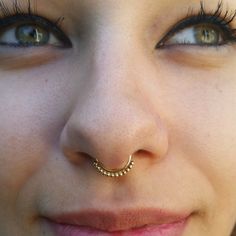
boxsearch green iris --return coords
[194,24,220,45]
[15,24,49,45]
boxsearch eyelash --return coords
[0,1,234,50]
[156,1,236,48]
[0,0,72,48]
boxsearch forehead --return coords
[33,0,236,26]
[47,0,235,9]
[46,0,236,29]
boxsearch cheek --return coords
[159,66,236,196]
[0,117,50,196]
[0,140,42,189]
[0,71,70,197]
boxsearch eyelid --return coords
[158,45,233,69]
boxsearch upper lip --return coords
[47,208,191,232]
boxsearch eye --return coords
[156,2,236,49]
[162,23,224,46]
[16,24,49,44]
[0,15,72,48]
[0,23,56,47]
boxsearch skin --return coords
[0,0,236,235]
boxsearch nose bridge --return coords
[85,18,143,105]
[80,25,142,142]
[78,19,146,134]
[90,21,138,84]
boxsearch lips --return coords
[46,208,191,235]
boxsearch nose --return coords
[60,85,169,173]
[60,34,169,173]
[61,92,168,168]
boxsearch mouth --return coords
[46,208,192,236]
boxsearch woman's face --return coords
[0,0,236,235]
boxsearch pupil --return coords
[29,29,38,40]
[16,24,49,45]
[202,29,211,41]
[201,29,215,43]
[195,25,219,44]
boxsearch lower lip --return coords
[50,218,188,236]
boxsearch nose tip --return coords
[60,89,169,171]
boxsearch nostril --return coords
[135,149,154,158]
[77,152,92,159]
[63,149,91,165]
[74,152,93,165]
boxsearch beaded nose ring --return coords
[93,155,134,177]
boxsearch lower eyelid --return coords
[156,44,234,69]
[0,46,69,70]
[158,43,233,53]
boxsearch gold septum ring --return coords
[93,155,134,177]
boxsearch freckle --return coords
[215,84,223,93]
